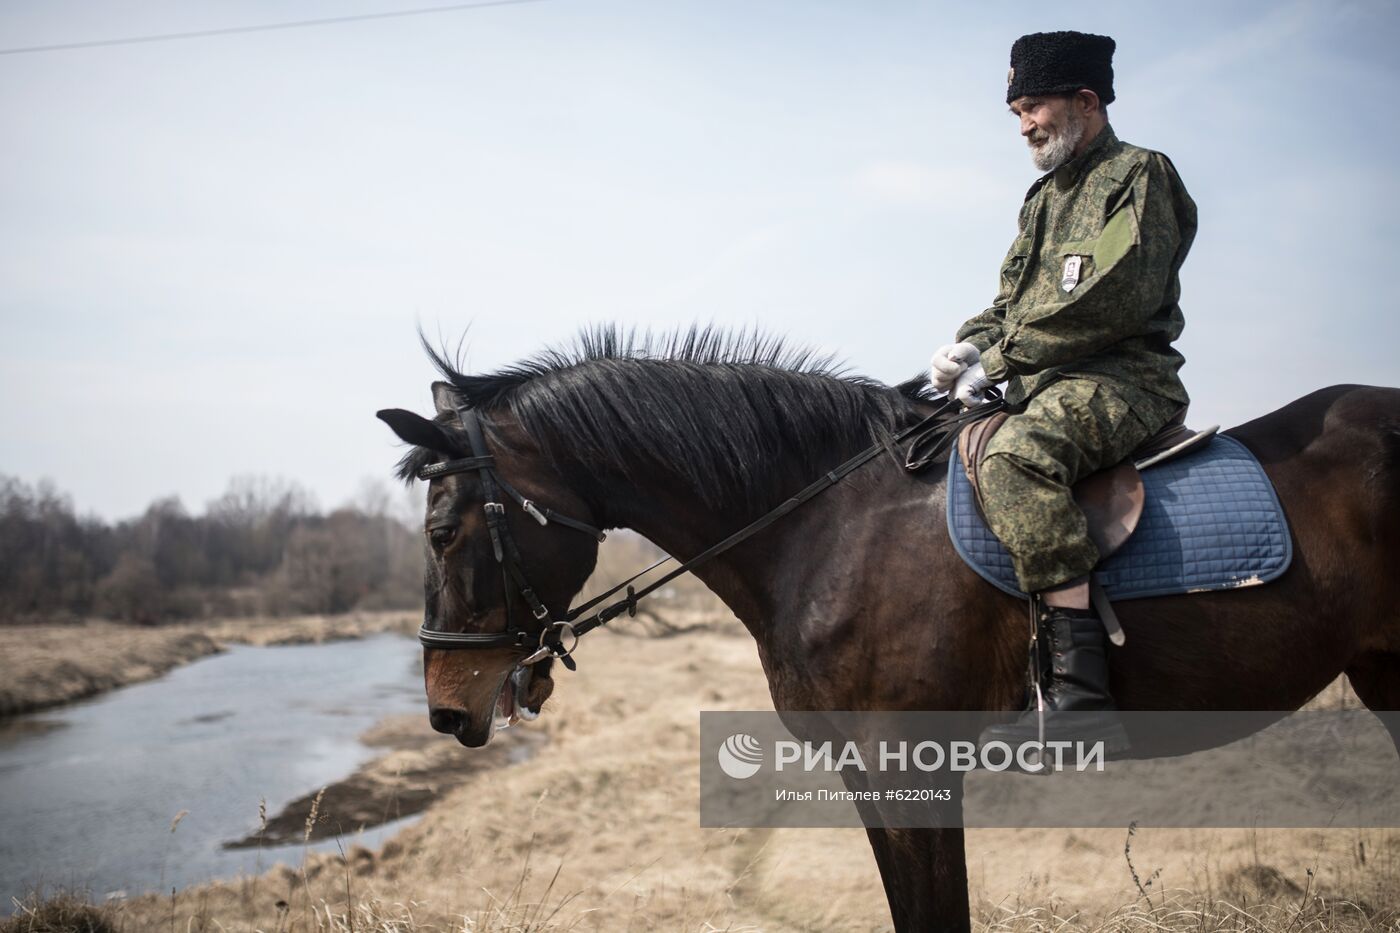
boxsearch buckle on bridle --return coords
[521,500,548,526]
[544,620,578,655]
[519,620,579,667]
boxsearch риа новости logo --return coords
[717,733,763,779]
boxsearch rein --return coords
[416,391,1003,672]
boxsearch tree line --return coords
[0,475,424,624]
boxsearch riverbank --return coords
[225,713,545,848]
[18,611,1395,932]
[0,612,418,716]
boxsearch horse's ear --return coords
[431,381,465,415]
[377,409,455,454]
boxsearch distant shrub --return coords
[92,553,163,624]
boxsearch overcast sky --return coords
[2,0,1397,521]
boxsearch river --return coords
[0,633,424,906]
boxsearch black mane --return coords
[399,326,933,511]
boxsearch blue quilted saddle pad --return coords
[947,434,1292,600]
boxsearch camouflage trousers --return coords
[979,378,1170,593]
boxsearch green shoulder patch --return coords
[1093,199,1138,270]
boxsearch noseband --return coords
[416,392,1003,673]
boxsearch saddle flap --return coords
[956,411,1010,505]
[1073,462,1145,558]
[957,414,1145,562]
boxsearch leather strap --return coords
[904,392,1006,472]
[1090,575,1126,646]
[417,455,496,480]
[417,628,535,650]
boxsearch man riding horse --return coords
[930,31,1197,751]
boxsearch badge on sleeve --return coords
[1061,256,1082,292]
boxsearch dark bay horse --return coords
[377,328,1400,933]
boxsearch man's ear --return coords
[1075,88,1101,116]
[376,409,456,454]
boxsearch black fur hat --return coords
[1006,31,1115,106]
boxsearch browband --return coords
[416,455,496,480]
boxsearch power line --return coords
[0,0,549,57]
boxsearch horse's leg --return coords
[863,828,911,930]
[1346,651,1400,758]
[863,827,971,933]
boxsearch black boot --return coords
[978,605,1130,758]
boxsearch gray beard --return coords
[1029,113,1085,172]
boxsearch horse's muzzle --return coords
[429,706,494,747]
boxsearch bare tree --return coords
[0,473,421,625]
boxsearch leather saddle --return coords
[957,407,1218,638]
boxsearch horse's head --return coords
[377,381,602,747]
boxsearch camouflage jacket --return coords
[956,125,1197,424]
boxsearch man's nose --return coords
[1020,115,1035,136]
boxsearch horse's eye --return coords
[429,526,457,550]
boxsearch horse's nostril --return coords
[429,707,467,735]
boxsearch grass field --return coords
[7,603,1400,932]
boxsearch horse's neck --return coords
[592,453,944,649]
[595,477,775,629]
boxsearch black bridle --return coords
[415,392,1002,672]
[415,403,609,670]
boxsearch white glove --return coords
[954,362,994,406]
[929,342,980,392]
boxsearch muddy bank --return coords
[0,612,418,716]
[226,714,545,848]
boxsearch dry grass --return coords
[13,826,1400,933]
[0,624,221,716]
[201,611,420,648]
[0,611,418,716]
[8,591,1400,931]
[0,893,120,933]
[969,823,1400,932]
[977,894,1397,932]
